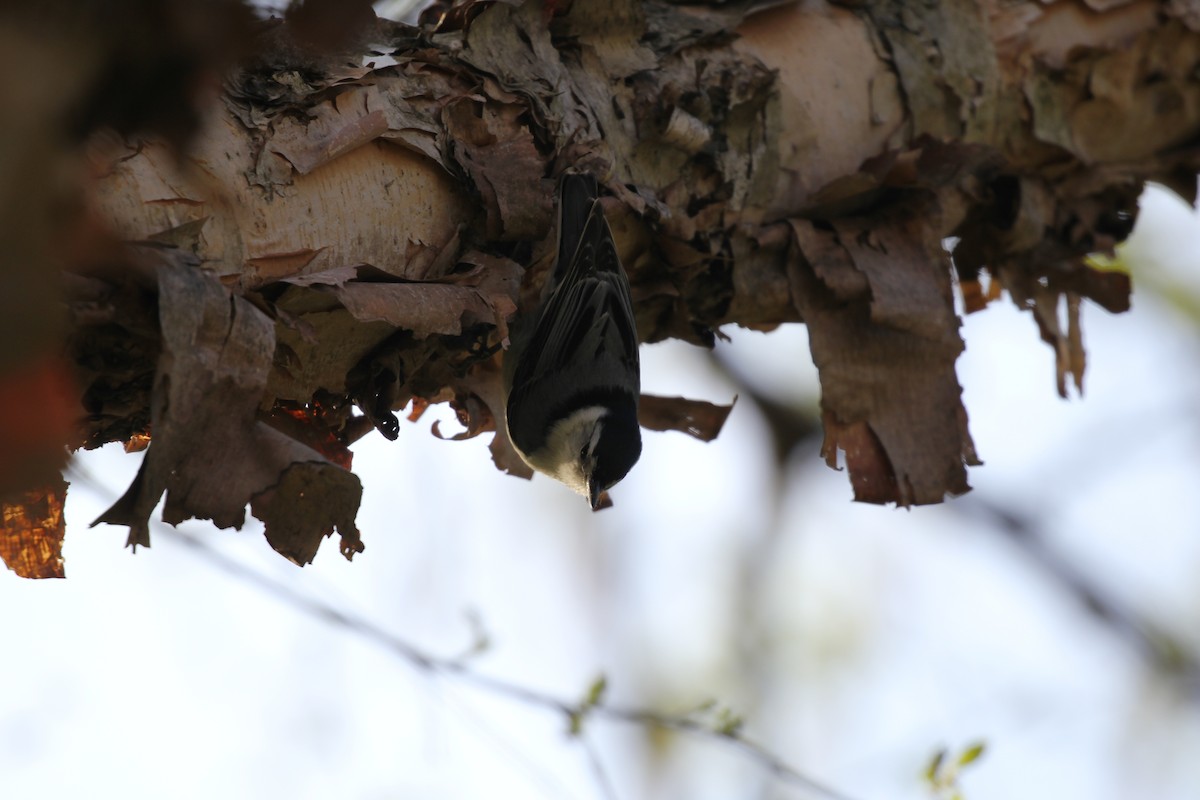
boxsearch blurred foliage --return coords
[923,740,987,800]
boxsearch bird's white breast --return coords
[520,405,608,496]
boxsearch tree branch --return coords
[956,496,1200,696]
[151,513,855,800]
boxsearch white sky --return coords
[3,187,1200,800]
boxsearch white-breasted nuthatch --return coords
[504,173,642,509]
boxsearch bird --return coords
[504,173,642,510]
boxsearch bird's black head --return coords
[586,396,642,510]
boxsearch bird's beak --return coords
[587,475,601,510]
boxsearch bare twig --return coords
[65,457,856,800]
[159,522,856,800]
[580,731,620,800]
[956,496,1200,695]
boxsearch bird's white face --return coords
[524,405,608,498]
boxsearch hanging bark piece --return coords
[952,170,1135,395]
[790,209,978,506]
[437,357,534,479]
[782,136,995,506]
[252,461,363,565]
[92,251,362,562]
[638,394,736,442]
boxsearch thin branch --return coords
[955,496,1200,695]
[65,459,856,800]
[580,731,620,800]
[157,523,857,800]
[433,683,580,800]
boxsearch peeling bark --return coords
[5,0,1200,574]
[90,250,363,561]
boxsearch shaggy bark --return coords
[4,0,1198,575]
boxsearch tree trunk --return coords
[4,0,1196,575]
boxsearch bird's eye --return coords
[580,443,589,461]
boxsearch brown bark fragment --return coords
[92,252,362,562]
[444,99,552,240]
[790,213,976,506]
[436,357,533,479]
[820,414,899,506]
[638,394,736,442]
[252,461,363,566]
